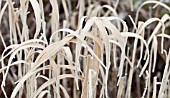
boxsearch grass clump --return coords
[0,0,170,98]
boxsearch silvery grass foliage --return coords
[0,0,170,98]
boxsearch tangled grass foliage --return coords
[0,0,170,98]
